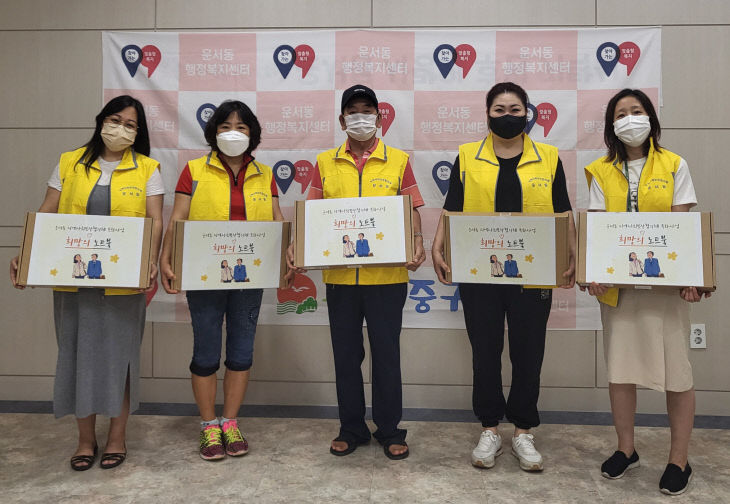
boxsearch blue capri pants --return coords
[186,289,263,376]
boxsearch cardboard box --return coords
[443,212,571,285]
[172,220,290,291]
[16,212,153,289]
[577,211,716,290]
[295,195,414,270]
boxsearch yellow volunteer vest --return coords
[459,133,559,289]
[459,133,558,213]
[187,151,274,222]
[317,140,410,285]
[584,139,680,306]
[57,146,159,295]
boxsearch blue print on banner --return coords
[409,279,437,313]
[440,285,461,312]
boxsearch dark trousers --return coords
[459,283,552,430]
[326,283,407,445]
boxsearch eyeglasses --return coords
[105,116,138,133]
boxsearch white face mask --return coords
[216,131,250,157]
[344,113,377,142]
[101,123,136,152]
[613,115,651,147]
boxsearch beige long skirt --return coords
[601,288,693,392]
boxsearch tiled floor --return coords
[1,413,728,503]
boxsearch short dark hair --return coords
[486,82,529,110]
[604,89,661,163]
[77,95,151,171]
[204,100,261,156]
[647,251,654,256]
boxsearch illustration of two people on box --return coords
[490,254,521,278]
[220,258,250,283]
[72,254,104,279]
[629,251,663,278]
[343,233,373,258]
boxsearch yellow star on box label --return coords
[470,268,478,275]
[667,251,678,261]
[323,250,330,257]
[50,268,58,276]
[201,274,208,282]
[110,254,120,263]
[524,254,534,263]
[253,258,262,266]
[606,267,615,274]
[376,232,384,240]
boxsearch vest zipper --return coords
[493,164,500,211]
[517,168,524,212]
[356,166,362,285]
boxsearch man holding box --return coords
[291,84,425,459]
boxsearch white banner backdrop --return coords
[102,27,662,330]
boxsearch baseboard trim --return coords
[1,401,728,429]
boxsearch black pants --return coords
[460,283,552,430]
[326,283,407,445]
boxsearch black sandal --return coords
[383,440,409,460]
[329,435,370,456]
[100,444,127,469]
[70,444,98,471]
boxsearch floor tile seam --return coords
[249,417,296,498]
[366,442,377,503]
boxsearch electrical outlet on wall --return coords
[690,324,706,349]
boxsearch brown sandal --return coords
[70,444,98,471]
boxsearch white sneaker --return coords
[471,430,502,468]
[511,433,543,471]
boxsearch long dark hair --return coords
[204,100,261,157]
[604,89,661,163]
[77,95,151,171]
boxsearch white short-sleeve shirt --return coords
[588,156,697,211]
[48,157,166,196]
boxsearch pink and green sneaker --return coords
[199,425,225,461]
[222,420,249,457]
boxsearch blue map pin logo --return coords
[433,44,456,79]
[273,45,296,78]
[432,161,453,196]
[196,103,217,131]
[121,44,142,77]
[273,160,295,194]
[596,42,620,76]
[525,103,538,134]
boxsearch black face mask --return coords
[488,114,527,139]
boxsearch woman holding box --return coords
[583,89,708,495]
[160,100,283,461]
[431,82,576,472]
[10,95,165,470]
